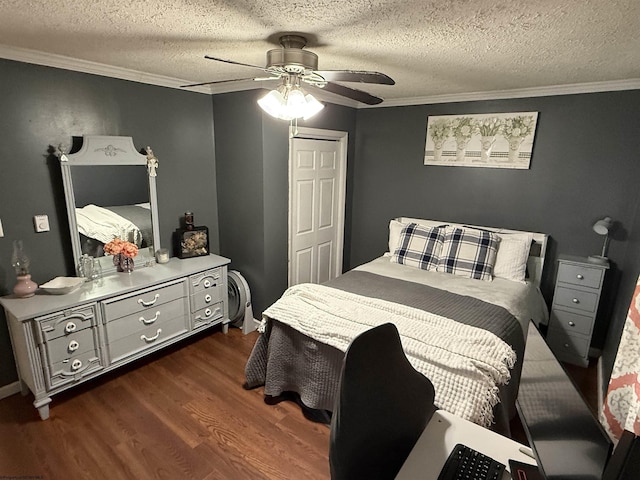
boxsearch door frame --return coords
[288,126,348,286]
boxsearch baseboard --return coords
[0,381,21,400]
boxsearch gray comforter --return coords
[245,270,525,434]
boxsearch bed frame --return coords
[396,217,548,289]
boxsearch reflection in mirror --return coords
[59,136,160,276]
[71,165,152,257]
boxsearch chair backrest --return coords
[329,323,437,480]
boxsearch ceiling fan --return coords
[182,34,395,106]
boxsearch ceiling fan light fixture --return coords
[258,82,324,121]
[302,94,324,120]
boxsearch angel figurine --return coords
[146,146,159,177]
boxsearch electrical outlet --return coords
[34,215,50,233]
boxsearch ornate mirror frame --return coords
[59,135,160,276]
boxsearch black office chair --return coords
[329,323,437,480]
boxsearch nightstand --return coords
[546,254,609,367]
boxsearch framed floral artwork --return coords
[174,226,210,259]
[424,112,538,169]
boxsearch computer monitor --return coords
[516,321,613,479]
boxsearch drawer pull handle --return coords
[572,298,580,304]
[568,321,576,327]
[204,279,213,288]
[576,274,584,280]
[65,322,77,333]
[204,294,212,303]
[138,294,160,307]
[139,311,160,325]
[205,308,212,317]
[71,359,83,371]
[68,340,80,352]
[141,329,162,342]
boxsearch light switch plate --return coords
[34,214,50,233]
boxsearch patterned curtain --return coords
[601,274,640,444]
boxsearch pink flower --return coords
[104,238,138,258]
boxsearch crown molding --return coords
[0,44,212,94]
[372,78,640,108]
[1,44,639,107]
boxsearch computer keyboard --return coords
[437,443,505,480]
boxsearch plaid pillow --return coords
[437,227,500,281]
[391,223,445,271]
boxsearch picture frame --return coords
[174,226,210,259]
[424,112,539,169]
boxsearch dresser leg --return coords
[34,397,51,420]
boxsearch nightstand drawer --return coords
[549,309,594,336]
[547,328,590,360]
[554,286,599,313]
[557,263,604,289]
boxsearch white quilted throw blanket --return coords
[263,283,516,427]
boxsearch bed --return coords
[245,218,549,434]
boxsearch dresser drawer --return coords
[190,268,223,295]
[102,280,186,321]
[36,304,97,342]
[43,328,98,365]
[105,297,187,342]
[549,309,594,336]
[547,328,590,361]
[557,263,604,289]
[46,349,103,390]
[192,302,224,330]
[108,315,188,364]
[190,287,225,312]
[553,286,599,313]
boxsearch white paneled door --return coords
[289,128,347,287]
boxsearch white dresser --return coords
[0,254,230,420]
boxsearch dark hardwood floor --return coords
[0,325,599,479]
[0,326,330,480]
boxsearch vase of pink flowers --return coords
[104,238,139,273]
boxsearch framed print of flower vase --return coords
[174,212,210,259]
[424,112,538,169]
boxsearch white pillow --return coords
[388,219,407,253]
[493,232,533,283]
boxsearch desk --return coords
[396,410,537,479]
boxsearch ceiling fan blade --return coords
[314,70,395,85]
[315,81,384,105]
[181,77,276,88]
[204,55,269,73]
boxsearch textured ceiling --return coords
[1,0,639,106]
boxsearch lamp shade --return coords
[258,82,324,121]
[593,217,613,236]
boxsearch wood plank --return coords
[0,327,330,480]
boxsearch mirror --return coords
[59,136,160,276]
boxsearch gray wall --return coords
[214,90,357,315]
[349,91,640,393]
[2,56,639,400]
[0,59,219,386]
